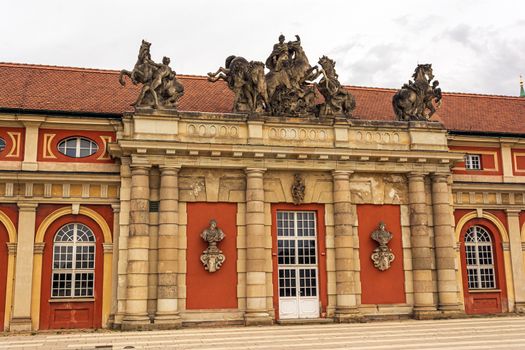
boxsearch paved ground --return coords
[0,316,524,349]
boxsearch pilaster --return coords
[506,209,525,313]
[11,202,38,331]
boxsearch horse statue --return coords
[316,56,355,117]
[208,55,268,113]
[392,64,442,121]
[265,35,314,102]
[119,40,154,86]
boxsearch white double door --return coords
[277,211,320,319]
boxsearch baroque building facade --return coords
[0,40,525,330]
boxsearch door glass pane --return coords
[279,269,297,297]
[299,268,317,297]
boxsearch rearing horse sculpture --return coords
[119,40,154,86]
[392,64,442,121]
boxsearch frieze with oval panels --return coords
[355,131,401,144]
[186,123,240,138]
[268,127,329,142]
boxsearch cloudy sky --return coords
[2,0,524,96]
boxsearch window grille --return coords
[57,137,98,158]
[465,226,496,289]
[52,223,96,298]
[464,154,482,170]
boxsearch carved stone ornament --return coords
[200,219,226,273]
[291,173,305,205]
[370,222,395,271]
[207,34,355,118]
[392,64,442,121]
[119,40,185,109]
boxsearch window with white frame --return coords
[52,223,96,298]
[57,137,98,158]
[464,226,496,289]
[464,154,482,170]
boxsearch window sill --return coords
[49,298,95,303]
[468,289,500,294]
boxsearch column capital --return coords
[111,203,121,213]
[17,202,38,211]
[6,242,17,255]
[159,165,181,174]
[33,242,45,255]
[130,164,151,175]
[506,208,521,217]
[331,170,354,179]
[431,172,451,181]
[245,168,266,175]
[407,171,428,179]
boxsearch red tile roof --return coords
[1,62,524,135]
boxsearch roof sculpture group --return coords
[119,37,442,121]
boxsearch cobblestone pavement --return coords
[0,316,525,350]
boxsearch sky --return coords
[1,0,524,96]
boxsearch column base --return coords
[334,307,362,323]
[515,302,525,314]
[9,317,32,331]
[121,314,153,331]
[244,311,273,326]
[413,307,464,320]
[154,313,182,329]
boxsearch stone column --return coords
[154,166,182,328]
[122,165,151,330]
[431,173,462,315]
[506,209,525,312]
[244,168,272,325]
[408,172,437,318]
[332,171,359,322]
[11,202,37,331]
[108,204,120,326]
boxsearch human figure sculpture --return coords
[291,174,305,205]
[315,56,356,117]
[265,34,289,72]
[370,222,395,271]
[200,219,226,273]
[119,41,184,109]
[392,64,442,121]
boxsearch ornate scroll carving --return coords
[200,219,226,272]
[370,222,395,271]
[119,40,184,109]
[291,174,305,205]
[392,64,442,121]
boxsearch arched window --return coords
[465,226,496,289]
[52,223,96,297]
[57,137,98,158]
[0,137,5,153]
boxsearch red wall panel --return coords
[450,146,503,176]
[357,204,406,305]
[186,202,238,309]
[0,127,25,161]
[37,128,115,163]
